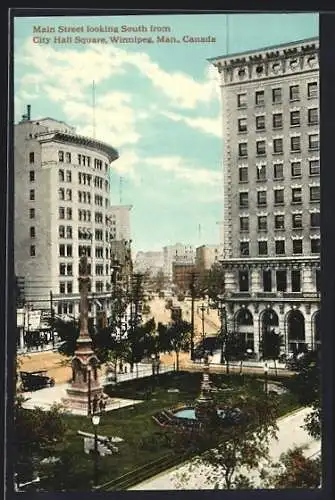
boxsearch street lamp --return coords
[92,414,100,489]
[217,295,226,365]
[264,361,268,395]
[87,365,92,416]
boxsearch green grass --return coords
[42,371,302,491]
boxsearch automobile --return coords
[20,370,55,391]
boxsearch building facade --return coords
[133,251,164,276]
[14,110,119,323]
[163,243,195,280]
[210,37,320,356]
[196,245,223,274]
[108,204,132,241]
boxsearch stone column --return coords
[278,312,286,353]
[304,303,313,348]
[253,314,260,358]
[251,267,261,294]
[303,266,314,293]
[19,328,25,350]
[224,269,236,295]
[287,268,292,293]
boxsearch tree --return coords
[260,328,283,376]
[158,320,191,371]
[14,395,68,486]
[260,446,321,488]
[172,390,279,489]
[285,349,321,440]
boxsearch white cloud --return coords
[161,110,221,137]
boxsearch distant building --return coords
[196,245,223,274]
[133,251,164,276]
[108,205,132,241]
[172,262,196,293]
[163,243,195,280]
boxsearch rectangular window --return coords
[258,216,267,231]
[273,163,284,179]
[257,165,266,181]
[255,91,264,106]
[272,88,282,103]
[311,238,320,254]
[59,244,65,257]
[237,93,247,108]
[59,188,65,200]
[257,191,267,207]
[289,85,300,101]
[29,189,35,201]
[240,217,249,232]
[67,282,73,294]
[290,110,300,126]
[30,244,36,257]
[291,161,302,178]
[308,108,319,125]
[66,189,72,201]
[66,226,72,239]
[291,136,301,152]
[66,245,72,257]
[274,189,284,205]
[66,170,72,182]
[29,226,35,238]
[239,270,249,292]
[59,282,65,294]
[29,208,35,219]
[65,152,71,163]
[310,186,320,202]
[316,269,320,292]
[59,169,65,182]
[58,151,64,162]
[240,241,249,257]
[275,215,285,230]
[258,241,268,255]
[307,82,318,98]
[293,239,303,254]
[239,166,248,182]
[29,170,35,182]
[273,113,283,129]
[291,270,301,292]
[263,270,272,292]
[309,159,320,176]
[238,118,247,132]
[276,270,287,292]
[67,264,73,276]
[256,115,265,130]
[309,134,319,150]
[292,187,302,204]
[59,207,65,219]
[256,141,266,155]
[239,192,249,208]
[59,263,66,275]
[66,207,72,220]
[275,240,285,255]
[310,212,320,228]
[273,138,283,154]
[29,152,34,163]
[238,143,248,157]
[292,213,303,229]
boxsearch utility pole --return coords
[49,290,55,349]
[190,271,196,360]
[198,304,208,344]
[218,298,227,364]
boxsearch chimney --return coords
[27,105,31,120]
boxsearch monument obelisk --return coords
[64,255,104,414]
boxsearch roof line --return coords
[207,36,319,62]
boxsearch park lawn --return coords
[47,371,302,491]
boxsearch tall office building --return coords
[14,108,119,321]
[210,37,320,356]
[108,204,133,241]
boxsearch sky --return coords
[14,12,319,253]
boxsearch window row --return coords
[239,159,320,183]
[239,238,320,257]
[59,244,111,259]
[58,151,108,172]
[58,170,72,182]
[240,212,320,232]
[237,81,318,108]
[59,280,107,294]
[238,108,318,133]
[57,208,109,224]
[59,263,109,276]
[238,134,319,157]
[239,186,320,208]
[237,268,320,294]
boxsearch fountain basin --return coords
[174,408,226,420]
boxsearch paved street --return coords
[130,407,321,490]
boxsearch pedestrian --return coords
[124,365,128,373]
